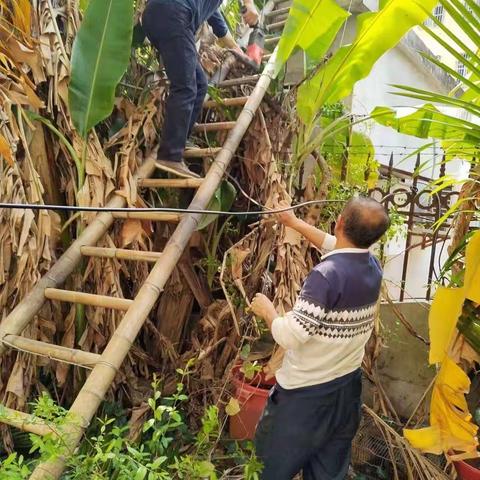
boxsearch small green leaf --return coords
[197,460,216,477]
[197,180,236,230]
[134,466,148,480]
[225,397,241,416]
[240,344,251,361]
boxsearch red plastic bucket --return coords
[454,459,480,480]
[229,365,275,440]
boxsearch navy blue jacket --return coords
[180,0,228,38]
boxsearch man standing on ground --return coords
[251,197,390,480]
[142,0,259,178]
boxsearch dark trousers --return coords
[142,0,208,162]
[255,370,362,480]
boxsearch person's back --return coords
[251,197,391,480]
[274,248,382,390]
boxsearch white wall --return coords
[351,43,444,174]
[348,29,472,300]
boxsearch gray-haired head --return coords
[335,197,391,249]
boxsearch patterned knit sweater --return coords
[271,234,382,389]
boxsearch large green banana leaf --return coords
[297,0,437,124]
[274,0,350,76]
[69,0,134,137]
[372,104,480,158]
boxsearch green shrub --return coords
[0,366,262,479]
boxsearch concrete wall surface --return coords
[363,302,436,420]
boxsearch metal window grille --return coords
[425,4,445,25]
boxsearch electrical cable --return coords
[0,199,346,216]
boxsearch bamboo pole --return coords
[267,19,286,31]
[0,406,55,437]
[184,147,221,158]
[81,246,164,262]
[29,50,278,480]
[2,335,100,367]
[265,35,281,46]
[45,289,133,311]
[138,178,204,189]
[265,6,290,17]
[193,122,236,132]
[203,96,249,108]
[112,212,181,222]
[218,75,260,88]
[0,158,156,356]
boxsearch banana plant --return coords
[274,0,350,76]
[372,0,480,160]
[296,0,437,125]
[68,0,134,341]
[69,0,134,188]
[275,0,437,171]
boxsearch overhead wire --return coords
[0,199,346,216]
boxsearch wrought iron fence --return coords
[368,153,462,302]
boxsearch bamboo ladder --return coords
[0,2,291,479]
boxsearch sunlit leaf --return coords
[297,0,437,124]
[405,357,479,456]
[428,286,465,364]
[464,231,480,304]
[274,0,350,76]
[371,104,480,159]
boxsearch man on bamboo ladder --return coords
[251,197,391,480]
[142,0,259,178]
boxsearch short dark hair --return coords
[341,197,390,248]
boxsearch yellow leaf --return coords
[225,397,241,417]
[428,286,464,364]
[406,358,478,456]
[465,231,480,304]
[13,0,32,36]
[431,357,478,453]
[0,134,14,167]
[404,425,442,454]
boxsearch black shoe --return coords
[155,159,201,178]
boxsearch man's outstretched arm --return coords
[275,201,336,251]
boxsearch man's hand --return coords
[242,1,259,26]
[274,200,299,229]
[251,293,278,327]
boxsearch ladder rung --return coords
[265,6,290,18]
[0,405,53,436]
[265,35,281,46]
[45,288,133,310]
[194,122,236,132]
[218,75,260,88]
[2,334,100,368]
[267,19,286,31]
[263,53,272,61]
[81,246,164,263]
[184,147,221,158]
[138,178,204,189]
[203,96,249,108]
[112,211,181,222]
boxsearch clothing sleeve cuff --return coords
[321,233,337,252]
